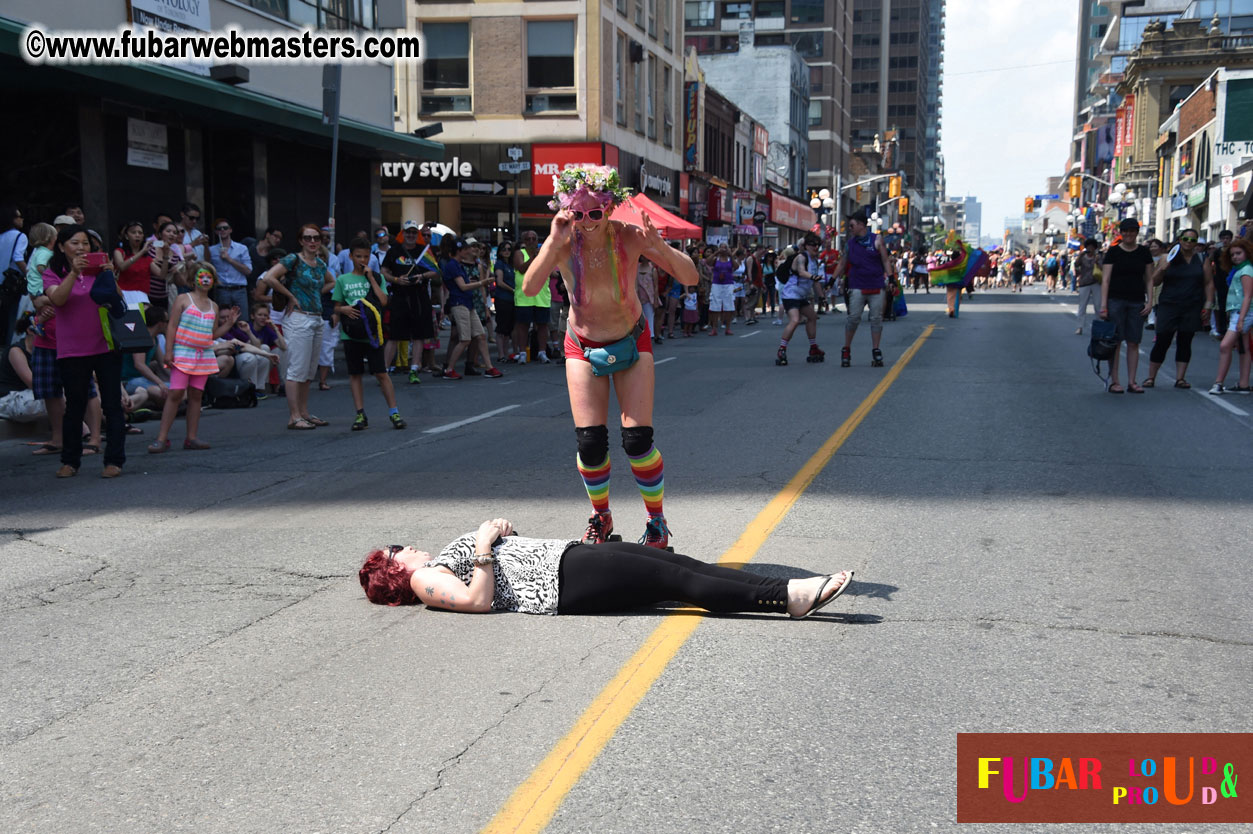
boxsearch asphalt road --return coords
[1,288,1249,833]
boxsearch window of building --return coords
[810,65,824,94]
[616,33,627,125]
[889,31,918,45]
[648,0,657,37]
[888,55,918,69]
[756,0,784,16]
[790,31,823,57]
[1091,3,1109,17]
[853,33,880,47]
[634,55,644,132]
[245,0,373,30]
[1118,15,1178,51]
[685,1,715,28]
[663,65,674,146]
[685,34,739,52]
[646,54,657,139]
[635,0,645,27]
[808,100,822,128]
[526,20,577,113]
[790,0,825,24]
[723,3,753,20]
[851,56,879,71]
[618,0,628,12]
[1110,55,1128,73]
[662,0,672,48]
[755,33,787,45]
[1090,22,1107,39]
[421,21,470,113]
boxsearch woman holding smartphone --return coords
[112,221,156,308]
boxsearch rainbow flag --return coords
[929,232,988,288]
[417,245,440,273]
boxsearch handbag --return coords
[1087,319,1118,362]
[568,318,645,377]
[100,306,154,353]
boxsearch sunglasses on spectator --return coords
[1180,236,1197,242]
[300,234,319,242]
[571,209,604,221]
[385,544,404,565]
[216,225,230,231]
[186,214,200,221]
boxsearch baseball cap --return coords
[53,214,76,226]
[402,220,420,231]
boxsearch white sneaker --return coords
[772,319,783,326]
[516,353,528,364]
[538,351,551,364]
[1209,383,1226,395]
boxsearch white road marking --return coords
[654,356,677,366]
[1135,347,1249,416]
[738,330,761,338]
[423,404,521,434]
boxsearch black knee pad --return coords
[575,425,609,463]
[621,425,655,457]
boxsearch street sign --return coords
[459,180,508,196]
[499,161,531,174]
[1035,193,1060,200]
[507,146,524,162]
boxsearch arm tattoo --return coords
[426,586,435,596]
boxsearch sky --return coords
[941,0,1081,239]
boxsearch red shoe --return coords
[442,370,463,380]
[639,515,671,549]
[581,510,614,544]
[483,367,503,378]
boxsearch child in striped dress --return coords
[148,264,223,452]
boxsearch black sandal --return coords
[1174,379,1191,389]
[1142,378,1155,388]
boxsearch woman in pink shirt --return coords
[42,226,126,478]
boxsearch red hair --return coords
[359,549,419,606]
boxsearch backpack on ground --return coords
[203,376,258,408]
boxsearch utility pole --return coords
[323,64,342,246]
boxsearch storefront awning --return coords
[0,15,442,161]
[611,193,703,240]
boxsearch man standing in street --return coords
[442,237,502,379]
[512,229,551,363]
[833,211,893,367]
[1074,238,1100,335]
[1099,218,1154,394]
[203,218,253,312]
[381,220,437,383]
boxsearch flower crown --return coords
[548,165,632,212]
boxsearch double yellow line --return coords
[482,324,936,834]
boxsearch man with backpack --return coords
[773,235,825,365]
[831,211,892,367]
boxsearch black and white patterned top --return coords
[423,534,577,614]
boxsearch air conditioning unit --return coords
[629,40,644,63]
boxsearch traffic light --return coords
[1069,175,1082,199]
[1025,196,1034,214]
[888,176,902,198]
[898,196,909,215]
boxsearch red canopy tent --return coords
[610,193,702,240]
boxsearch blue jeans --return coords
[216,285,251,312]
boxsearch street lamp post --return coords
[809,188,836,240]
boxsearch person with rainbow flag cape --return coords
[522,165,699,550]
[928,231,990,318]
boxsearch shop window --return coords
[421,22,470,114]
[526,20,577,113]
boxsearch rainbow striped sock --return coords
[627,445,664,517]
[576,452,611,514]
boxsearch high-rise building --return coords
[683,1,852,196]
[1072,2,1116,140]
[848,0,946,218]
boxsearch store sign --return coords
[1187,181,1207,207]
[1215,140,1253,171]
[127,118,168,170]
[531,142,604,196]
[683,82,700,171]
[130,0,212,75]
[1123,94,1135,148]
[639,162,673,198]
[769,191,816,229]
[752,125,768,158]
[1171,191,1187,212]
[380,158,476,186]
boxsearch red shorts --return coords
[564,323,654,362]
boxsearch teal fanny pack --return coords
[571,318,645,377]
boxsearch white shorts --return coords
[283,310,324,383]
[319,320,339,367]
[709,282,736,312]
[1227,309,1253,334]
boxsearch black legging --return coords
[1149,328,1194,365]
[557,543,789,615]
